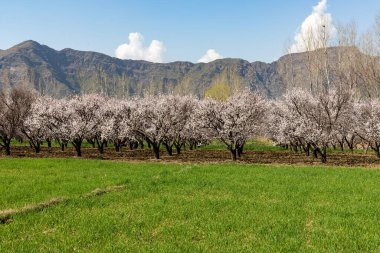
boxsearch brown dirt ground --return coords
[1,146,380,167]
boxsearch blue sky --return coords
[1,0,380,63]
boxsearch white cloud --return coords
[115,32,165,62]
[290,0,336,53]
[197,49,223,63]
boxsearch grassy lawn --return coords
[1,158,380,252]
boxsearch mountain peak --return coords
[13,40,42,49]
[0,40,45,57]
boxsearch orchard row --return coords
[0,86,379,162]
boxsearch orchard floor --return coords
[1,158,380,252]
[2,145,380,167]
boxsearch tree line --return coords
[0,87,266,160]
[1,85,380,163]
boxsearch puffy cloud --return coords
[197,49,223,63]
[115,32,165,62]
[290,0,336,53]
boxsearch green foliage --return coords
[204,82,231,101]
[203,68,245,100]
[1,158,380,251]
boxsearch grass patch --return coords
[0,184,127,224]
[1,158,380,251]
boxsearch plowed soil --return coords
[2,146,380,167]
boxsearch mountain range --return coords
[0,40,366,98]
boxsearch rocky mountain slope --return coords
[0,40,371,98]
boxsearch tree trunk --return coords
[237,145,244,157]
[47,139,52,148]
[5,144,10,156]
[75,146,82,157]
[376,148,380,158]
[348,143,354,153]
[320,152,327,163]
[3,138,11,156]
[339,141,344,152]
[114,140,121,152]
[164,143,173,156]
[344,137,354,153]
[303,144,310,156]
[72,140,83,157]
[139,140,144,149]
[313,148,318,159]
[230,148,237,161]
[152,143,160,159]
[35,142,41,153]
[175,144,182,155]
[96,139,105,154]
[320,146,327,163]
[372,143,380,158]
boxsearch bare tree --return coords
[0,86,35,155]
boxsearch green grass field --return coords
[1,158,380,252]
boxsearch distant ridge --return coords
[0,40,373,98]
